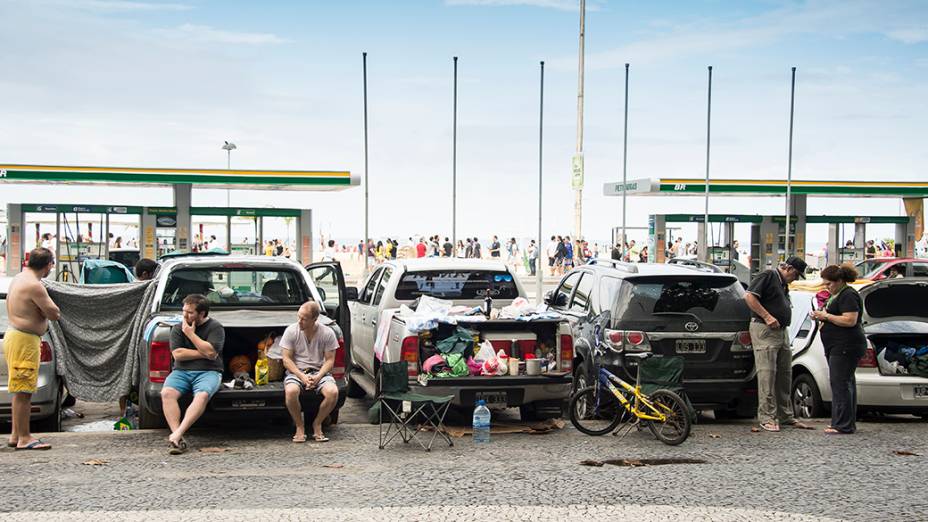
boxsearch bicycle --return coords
[569,352,691,446]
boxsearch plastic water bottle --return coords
[473,400,491,444]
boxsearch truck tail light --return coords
[149,341,172,383]
[623,331,651,353]
[332,338,346,380]
[560,335,573,371]
[401,336,419,377]
[39,341,53,363]
[731,331,753,352]
[858,346,877,368]
[605,329,624,351]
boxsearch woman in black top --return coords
[811,264,867,434]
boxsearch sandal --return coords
[312,434,330,443]
[824,427,852,435]
[7,440,16,448]
[15,439,51,451]
[292,434,307,443]
[759,422,780,432]
[168,438,188,455]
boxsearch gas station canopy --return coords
[604,178,928,198]
[0,164,358,191]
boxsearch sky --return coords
[1,0,926,248]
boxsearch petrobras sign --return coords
[603,178,652,196]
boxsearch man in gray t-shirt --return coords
[281,301,339,443]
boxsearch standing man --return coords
[489,236,501,258]
[744,256,810,432]
[527,240,538,276]
[281,302,339,443]
[546,236,559,276]
[472,237,482,259]
[442,237,453,257]
[4,248,59,450]
[160,294,224,454]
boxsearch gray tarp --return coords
[45,280,158,402]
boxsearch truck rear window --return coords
[395,270,519,301]
[613,275,748,322]
[161,268,309,308]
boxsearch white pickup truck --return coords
[332,258,575,421]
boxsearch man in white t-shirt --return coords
[280,301,339,443]
[322,239,337,261]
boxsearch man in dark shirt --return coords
[473,237,482,259]
[744,256,808,432]
[160,294,225,454]
[442,237,453,257]
[490,236,501,258]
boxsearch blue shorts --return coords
[164,370,222,398]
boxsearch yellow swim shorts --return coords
[3,328,41,394]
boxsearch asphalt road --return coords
[2,401,926,521]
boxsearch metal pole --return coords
[452,56,458,254]
[226,149,231,208]
[362,52,370,277]
[536,61,545,304]
[785,66,796,258]
[703,65,712,262]
[573,0,585,240]
[621,62,629,258]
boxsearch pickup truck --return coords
[137,254,349,429]
[324,258,574,421]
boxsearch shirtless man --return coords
[4,248,60,450]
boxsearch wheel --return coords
[32,387,62,433]
[572,361,589,396]
[346,369,367,399]
[792,373,825,419]
[569,386,627,436]
[138,387,167,430]
[646,389,692,446]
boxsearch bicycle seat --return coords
[625,352,655,360]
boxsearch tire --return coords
[569,386,626,436]
[32,387,62,433]
[792,373,825,419]
[138,387,167,430]
[646,389,692,446]
[572,361,589,396]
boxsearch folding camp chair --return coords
[378,361,454,451]
[638,355,697,424]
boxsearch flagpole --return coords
[362,52,370,277]
[452,56,458,253]
[785,66,796,257]
[703,65,712,262]
[536,60,545,303]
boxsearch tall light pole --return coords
[536,60,545,303]
[362,52,370,277]
[785,66,797,258]
[572,0,586,240]
[621,63,629,257]
[703,66,712,262]
[452,56,458,254]
[222,141,236,208]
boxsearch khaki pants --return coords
[750,321,795,425]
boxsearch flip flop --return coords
[168,438,188,455]
[7,441,16,448]
[759,422,780,432]
[292,434,307,443]
[15,439,51,451]
[312,435,330,443]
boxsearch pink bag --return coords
[423,354,445,374]
[466,356,482,376]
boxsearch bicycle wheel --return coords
[645,389,692,446]
[569,386,627,436]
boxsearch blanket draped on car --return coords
[45,280,158,402]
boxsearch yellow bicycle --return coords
[569,353,691,446]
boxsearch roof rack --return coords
[666,258,723,273]
[587,258,639,273]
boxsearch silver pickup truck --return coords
[137,254,350,429]
[336,258,574,421]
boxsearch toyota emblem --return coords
[684,322,699,332]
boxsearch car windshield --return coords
[395,270,519,300]
[856,259,889,279]
[613,275,748,323]
[161,267,309,308]
[0,297,8,331]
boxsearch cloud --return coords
[444,0,602,12]
[158,24,287,45]
[42,0,193,11]
[887,27,928,44]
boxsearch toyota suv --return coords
[547,259,755,417]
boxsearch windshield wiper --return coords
[652,311,703,324]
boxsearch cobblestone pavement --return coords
[2,407,927,521]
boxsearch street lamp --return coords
[222,141,236,207]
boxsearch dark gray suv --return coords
[546,259,755,417]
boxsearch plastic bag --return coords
[466,356,482,376]
[255,350,269,386]
[496,349,509,376]
[417,295,453,315]
[475,341,496,362]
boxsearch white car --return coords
[790,278,928,420]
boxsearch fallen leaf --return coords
[82,459,107,466]
[579,460,604,467]
[322,463,345,469]
[893,450,921,457]
[709,433,721,439]
[198,447,228,454]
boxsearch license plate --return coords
[231,400,266,409]
[915,385,928,399]
[675,339,706,354]
[475,391,507,406]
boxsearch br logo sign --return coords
[0,169,7,177]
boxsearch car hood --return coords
[859,277,928,327]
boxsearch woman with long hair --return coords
[810,264,866,434]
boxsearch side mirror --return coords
[345,287,360,301]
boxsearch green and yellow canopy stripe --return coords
[656,178,928,197]
[0,164,356,191]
